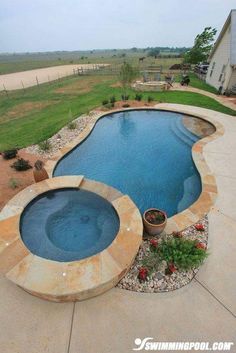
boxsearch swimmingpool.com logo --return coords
[133,338,234,351]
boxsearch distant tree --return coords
[184,27,217,64]
[119,63,138,96]
[147,48,160,57]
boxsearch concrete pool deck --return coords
[0,104,236,352]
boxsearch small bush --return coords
[122,103,130,108]
[38,139,52,152]
[147,96,154,103]
[104,102,114,109]
[8,178,21,189]
[67,121,77,130]
[135,93,142,101]
[157,238,208,271]
[1,149,18,160]
[142,251,161,274]
[11,158,32,171]
[102,99,109,106]
[121,94,129,101]
[110,96,116,104]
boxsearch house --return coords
[206,9,236,93]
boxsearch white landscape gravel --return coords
[117,216,208,293]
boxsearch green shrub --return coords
[104,102,114,109]
[8,178,21,189]
[122,103,130,108]
[38,139,52,152]
[1,149,18,160]
[102,99,109,106]
[147,96,154,103]
[135,93,142,101]
[110,96,116,104]
[121,94,129,101]
[157,238,208,271]
[67,121,77,130]
[11,158,32,171]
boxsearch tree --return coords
[184,27,217,64]
[119,63,138,96]
[147,48,160,57]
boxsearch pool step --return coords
[175,118,198,143]
[171,118,198,147]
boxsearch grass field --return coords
[0,72,235,151]
[0,51,182,75]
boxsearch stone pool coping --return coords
[0,176,143,302]
[45,105,224,233]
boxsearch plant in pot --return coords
[33,160,49,182]
[143,208,167,236]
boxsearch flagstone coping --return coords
[45,106,223,233]
[0,176,143,302]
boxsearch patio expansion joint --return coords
[194,278,236,319]
[214,173,236,181]
[67,302,76,353]
[215,209,236,225]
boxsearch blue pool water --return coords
[54,110,202,217]
[20,188,120,261]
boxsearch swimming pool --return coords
[54,110,202,217]
[20,188,120,261]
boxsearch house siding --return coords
[228,68,236,89]
[231,10,236,64]
[206,26,232,91]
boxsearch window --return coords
[219,64,226,82]
[210,62,215,77]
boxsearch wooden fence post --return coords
[3,84,8,98]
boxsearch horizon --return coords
[0,46,191,56]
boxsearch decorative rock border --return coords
[44,105,224,233]
[117,216,208,293]
[0,176,143,302]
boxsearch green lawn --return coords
[188,73,218,94]
[0,74,235,150]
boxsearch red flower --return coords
[150,239,158,248]
[195,224,205,232]
[168,263,177,273]
[195,242,206,250]
[138,267,148,281]
[172,231,183,238]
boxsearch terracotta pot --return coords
[33,167,49,183]
[143,208,167,236]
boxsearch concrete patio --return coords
[0,104,236,353]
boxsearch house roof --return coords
[209,9,236,65]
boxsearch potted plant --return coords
[143,208,167,236]
[33,160,49,182]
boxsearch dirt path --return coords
[0,64,108,91]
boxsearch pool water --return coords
[20,188,120,261]
[54,110,202,217]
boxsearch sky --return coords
[0,0,235,53]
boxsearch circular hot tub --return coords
[0,176,143,302]
[20,188,120,262]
